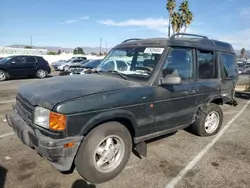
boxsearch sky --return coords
[0,0,250,49]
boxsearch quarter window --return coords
[197,49,217,79]
[219,53,238,78]
[162,47,194,81]
[25,56,36,63]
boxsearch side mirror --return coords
[159,75,181,85]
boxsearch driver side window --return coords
[162,47,194,81]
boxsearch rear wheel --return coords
[190,103,223,137]
[74,122,132,184]
[0,70,8,81]
[36,69,47,78]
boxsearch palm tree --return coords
[240,48,246,58]
[183,10,193,34]
[166,0,194,36]
[166,0,176,37]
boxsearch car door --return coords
[194,49,221,106]
[7,56,28,77]
[23,56,37,76]
[153,47,198,132]
[218,52,238,101]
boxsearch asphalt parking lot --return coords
[0,76,249,188]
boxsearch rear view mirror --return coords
[159,75,181,85]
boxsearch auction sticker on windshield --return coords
[144,48,164,54]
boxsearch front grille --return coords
[16,94,35,125]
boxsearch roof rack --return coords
[170,33,208,39]
[121,38,142,43]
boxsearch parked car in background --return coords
[57,57,87,71]
[51,60,66,69]
[96,59,131,72]
[69,59,102,75]
[0,55,51,81]
[235,73,250,96]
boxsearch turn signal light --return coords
[49,111,66,131]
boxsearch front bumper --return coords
[6,111,83,172]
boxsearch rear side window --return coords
[26,56,36,63]
[197,49,217,79]
[219,53,238,78]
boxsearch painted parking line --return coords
[0,132,14,139]
[165,100,250,188]
[0,100,15,104]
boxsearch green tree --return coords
[240,48,246,58]
[47,51,56,55]
[179,0,193,34]
[166,0,176,36]
[24,46,32,49]
[166,0,193,36]
[73,47,85,55]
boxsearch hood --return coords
[17,74,143,110]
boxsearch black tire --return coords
[0,70,8,81]
[190,103,223,137]
[74,122,132,184]
[36,69,47,79]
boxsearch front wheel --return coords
[190,103,223,137]
[74,122,132,184]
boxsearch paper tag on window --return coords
[144,48,164,54]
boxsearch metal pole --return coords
[105,40,107,54]
[30,36,33,48]
[100,38,102,54]
[168,18,171,38]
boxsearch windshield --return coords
[65,59,72,63]
[0,56,12,64]
[82,59,102,68]
[97,47,165,80]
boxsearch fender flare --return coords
[194,94,223,118]
[80,109,138,136]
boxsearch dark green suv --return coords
[6,33,238,184]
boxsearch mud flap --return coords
[223,96,238,106]
[135,142,147,157]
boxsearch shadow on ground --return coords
[72,179,96,188]
[0,165,7,188]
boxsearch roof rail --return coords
[122,38,142,43]
[170,33,208,39]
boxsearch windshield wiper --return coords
[107,70,128,80]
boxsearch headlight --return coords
[34,107,66,131]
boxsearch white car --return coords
[58,58,87,71]
[89,60,131,74]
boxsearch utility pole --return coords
[105,40,107,54]
[30,36,33,48]
[100,38,102,55]
[168,19,171,38]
